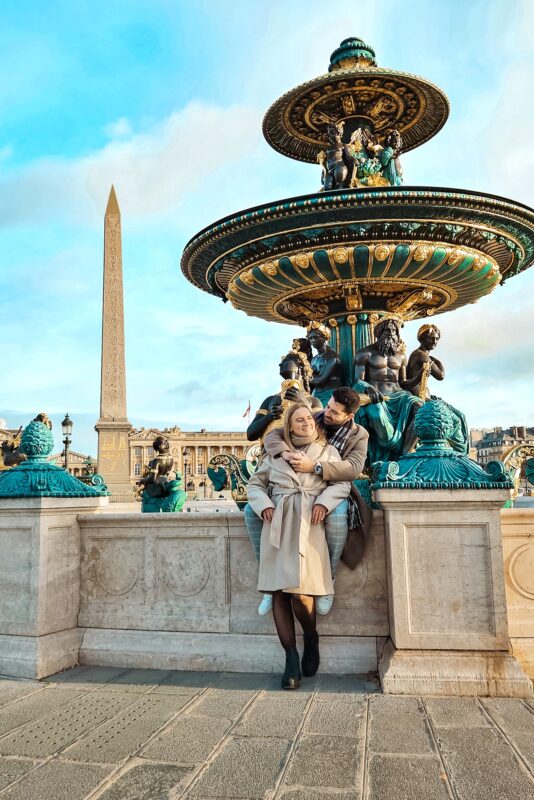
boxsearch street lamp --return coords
[61,413,73,472]
[182,447,190,491]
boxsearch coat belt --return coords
[268,486,322,551]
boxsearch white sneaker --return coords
[258,593,273,615]
[316,594,334,615]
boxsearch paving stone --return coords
[0,691,136,757]
[483,699,534,734]
[284,734,359,788]
[101,668,174,693]
[0,758,36,792]
[0,760,110,800]
[64,693,191,763]
[189,736,290,798]
[280,790,359,800]
[425,698,490,728]
[0,687,87,737]
[436,727,534,800]
[368,696,434,755]
[97,763,192,800]
[152,671,221,695]
[367,754,450,800]
[511,735,534,773]
[141,715,233,763]
[45,666,130,686]
[304,697,365,736]
[234,695,308,738]
[192,689,257,719]
[317,674,380,694]
[0,681,43,708]
[215,673,273,691]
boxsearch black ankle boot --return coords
[281,647,301,690]
[301,631,320,677]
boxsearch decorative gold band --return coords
[255,409,269,416]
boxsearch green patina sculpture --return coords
[0,418,109,498]
[137,435,186,513]
[371,399,513,490]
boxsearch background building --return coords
[475,426,534,466]
[129,426,252,496]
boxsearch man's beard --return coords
[376,334,399,357]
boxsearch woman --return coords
[247,403,350,689]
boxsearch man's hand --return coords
[366,386,384,404]
[288,452,315,473]
[311,504,328,524]
[262,507,274,522]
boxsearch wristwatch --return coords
[314,462,323,475]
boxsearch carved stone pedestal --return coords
[375,488,533,697]
[0,496,108,678]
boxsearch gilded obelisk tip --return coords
[106,184,120,215]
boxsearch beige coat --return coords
[247,442,350,595]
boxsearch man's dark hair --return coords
[332,387,360,414]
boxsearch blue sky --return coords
[1,0,533,455]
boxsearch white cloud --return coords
[0,101,262,227]
[104,117,133,139]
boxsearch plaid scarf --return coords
[316,412,354,455]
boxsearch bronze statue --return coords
[318,122,353,190]
[405,323,444,399]
[353,317,423,463]
[137,435,186,512]
[405,323,469,455]
[307,321,343,406]
[247,348,321,443]
[0,427,25,468]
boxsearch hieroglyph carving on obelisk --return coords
[95,186,133,500]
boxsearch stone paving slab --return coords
[283,734,360,789]
[96,763,192,800]
[141,715,234,764]
[0,759,36,793]
[0,687,87,738]
[367,754,450,800]
[0,692,136,757]
[0,669,532,800]
[187,736,291,798]
[435,727,534,800]
[0,760,111,800]
[63,694,192,763]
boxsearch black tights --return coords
[272,591,316,651]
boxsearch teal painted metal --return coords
[355,314,373,351]
[335,318,354,385]
[0,420,109,498]
[371,399,514,491]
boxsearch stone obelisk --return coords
[95,186,133,501]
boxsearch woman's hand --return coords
[311,504,328,524]
[262,507,274,522]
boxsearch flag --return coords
[242,400,251,418]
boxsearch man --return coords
[245,387,369,616]
[353,317,423,465]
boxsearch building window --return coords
[134,447,142,457]
[147,447,154,457]
[134,463,142,476]
[198,464,204,474]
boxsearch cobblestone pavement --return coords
[0,667,533,799]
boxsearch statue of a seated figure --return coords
[137,435,186,513]
[353,317,423,466]
[406,323,469,455]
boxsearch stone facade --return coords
[475,425,534,466]
[129,426,252,495]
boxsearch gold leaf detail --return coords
[332,247,349,264]
[328,318,338,328]
[294,253,310,269]
[260,261,278,276]
[446,248,466,266]
[413,244,431,261]
[346,315,357,325]
[240,271,255,285]
[471,254,487,271]
[374,244,390,261]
